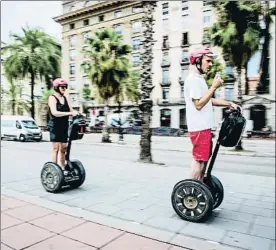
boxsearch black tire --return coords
[70,160,86,188]
[19,134,25,142]
[203,175,224,209]
[41,162,64,193]
[171,179,214,222]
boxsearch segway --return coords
[171,108,246,222]
[41,114,87,193]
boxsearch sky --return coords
[1,1,63,43]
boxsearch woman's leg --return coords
[59,143,67,169]
[51,142,59,163]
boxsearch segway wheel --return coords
[41,162,64,193]
[203,175,224,210]
[171,179,214,222]
[70,160,86,188]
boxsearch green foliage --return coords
[2,26,61,117]
[205,60,227,86]
[82,86,92,101]
[42,89,55,101]
[81,28,132,102]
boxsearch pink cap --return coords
[189,47,217,64]
[52,78,68,88]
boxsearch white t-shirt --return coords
[184,71,215,132]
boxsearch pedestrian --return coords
[47,78,78,171]
[184,47,240,181]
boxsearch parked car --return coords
[1,115,42,142]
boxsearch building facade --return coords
[54,1,276,131]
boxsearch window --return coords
[114,10,122,18]
[162,88,170,99]
[99,15,104,22]
[162,3,169,16]
[132,6,143,13]
[203,1,212,7]
[83,1,90,7]
[203,10,211,26]
[162,52,169,64]
[83,19,89,26]
[225,87,234,101]
[1,120,14,128]
[69,5,75,11]
[113,24,122,35]
[69,77,76,90]
[16,121,22,129]
[162,36,169,49]
[163,19,169,34]
[69,49,76,61]
[181,1,188,11]
[182,32,189,45]
[181,67,189,80]
[69,64,76,75]
[182,50,189,63]
[180,85,184,98]
[83,32,90,43]
[69,35,76,47]
[83,77,90,86]
[132,38,140,50]
[162,70,169,84]
[133,54,140,66]
[69,23,75,30]
[132,21,141,33]
[181,15,188,30]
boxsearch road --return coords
[1,139,275,250]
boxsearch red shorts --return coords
[189,129,212,162]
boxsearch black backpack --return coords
[218,108,246,147]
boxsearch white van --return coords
[1,115,42,142]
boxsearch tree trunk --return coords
[30,73,35,119]
[102,99,111,143]
[12,100,15,115]
[258,1,270,94]
[235,66,244,151]
[118,101,124,142]
[139,1,157,163]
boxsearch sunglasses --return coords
[59,85,68,89]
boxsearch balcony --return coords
[160,81,171,87]
[157,98,185,106]
[180,57,189,65]
[178,77,185,85]
[161,60,170,67]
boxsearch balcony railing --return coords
[157,98,185,105]
[160,81,171,87]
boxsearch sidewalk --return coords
[41,132,275,157]
[1,194,187,250]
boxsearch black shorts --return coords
[49,127,68,143]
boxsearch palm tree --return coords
[205,60,227,86]
[2,26,61,119]
[209,1,263,150]
[2,79,30,115]
[82,28,132,143]
[139,1,157,163]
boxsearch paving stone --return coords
[63,197,104,208]
[230,193,261,201]
[4,204,54,221]
[255,216,275,228]
[85,203,124,216]
[243,199,275,210]
[250,224,275,240]
[1,244,14,250]
[143,215,187,233]
[170,234,238,250]
[1,213,23,230]
[270,241,275,250]
[223,197,244,205]
[219,202,241,212]
[239,205,272,217]
[24,235,96,250]
[62,221,125,248]
[101,233,172,250]
[222,231,272,250]
[142,204,175,217]
[112,209,154,223]
[44,194,75,203]
[205,217,250,234]
[1,196,28,212]
[260,196,275,203]
[114,200,154,211]
[1,223,54,250]
[213,209,254,223]
[30,212,85,233]
[179,223,226,242]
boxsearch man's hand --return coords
[229,102,241,111]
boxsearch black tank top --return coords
[49,95,70,128]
